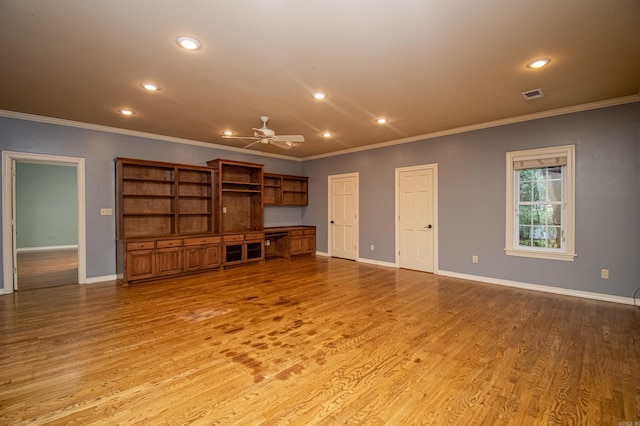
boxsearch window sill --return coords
[505,248,576,262]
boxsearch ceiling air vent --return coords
[521,88,544,100]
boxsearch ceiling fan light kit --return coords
[222,116,305,150]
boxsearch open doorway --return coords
[15,162,78,290]
[2,151,86,294]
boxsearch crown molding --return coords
[302,95,640,161]
[2,94,638,163]
[0,110,302,162]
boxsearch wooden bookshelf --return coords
[207,159,264,233]
[264,173,308,206]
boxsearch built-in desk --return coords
[264,226,316,258]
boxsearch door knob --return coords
[426,224,432,229]
[331,220,335,224]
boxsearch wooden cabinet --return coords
[264,173,308,206]
[183,236,222,272]
[290,229,316,256]
[264,226,316,258]
[223,232,265,266]
[115,158,312,284]
[207,159,264,233]
[121,239,183,282]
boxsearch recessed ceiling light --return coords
[118,108,135,116]
[176,36,202,51]
[312,91,328,100]
[140,82,160,91]
[526,58,551,69]
[223,130,234,136]
[322,132,332,138]
[376,117,389,124]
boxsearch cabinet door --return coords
[126,249,155,281]
[203,244,222,269]
[302,235,316,254]
[184,245,204,272]
[290,237,305,256]
[290,235,315,256]
[156,247,183,276]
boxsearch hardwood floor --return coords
[1,256,639,425]
[16,248,78,291]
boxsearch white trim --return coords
[438,270,635,306]
[85,274,118,284]
[17,244,78,252]
[303,95,640,161]
[315,251,330,257]
[357,257,397,268]
[0,110,301,162]
[2,151,87,293]
[395,163,439,273]
[504,249,576,261]
[327,172,359,261]
[505,145,576,261]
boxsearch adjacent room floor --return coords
[16,247,78,291]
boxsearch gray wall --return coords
[1,102,638,299]
[0,117,303,279]
[16,162,78,249]
[302,102,640,298]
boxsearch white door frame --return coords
[395,163,439,273]
[327,172,359,260]
[2,151,87,293]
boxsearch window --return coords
[505,145,575,261]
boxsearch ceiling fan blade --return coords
[243,140,262,149]
[222,135,259,141]
[270,140,294,150]
[273,135,305,143]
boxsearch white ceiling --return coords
[1,0,639,159]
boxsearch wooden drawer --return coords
[290,230,304,236]
[184,236,221,246]
[304,229,315,235]
[157,239,182,248]
[126,241,155,251]
[223,234,244,242]
[245,232,264,240]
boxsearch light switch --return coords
[100,208,113,216]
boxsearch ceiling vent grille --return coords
[521,88,544,100]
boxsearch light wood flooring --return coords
[1,256,639,425]
[16,248,78,291]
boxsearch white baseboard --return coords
[438,270,635,306]
[17,245,78,252]
[358,257,397,268]
[315,251,330,257]
[84,274,118,284]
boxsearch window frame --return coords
[505,145,576,261]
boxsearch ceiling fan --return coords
[222,116,305,150]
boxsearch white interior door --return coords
[397,165,437,272]
[328,173,358,260]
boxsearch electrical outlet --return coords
[601,269,609,279]
[370,244,375,251]
[223,207,227,213]
[472,255,478,263]
[265,240,271,247]
[100,208,112,216]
